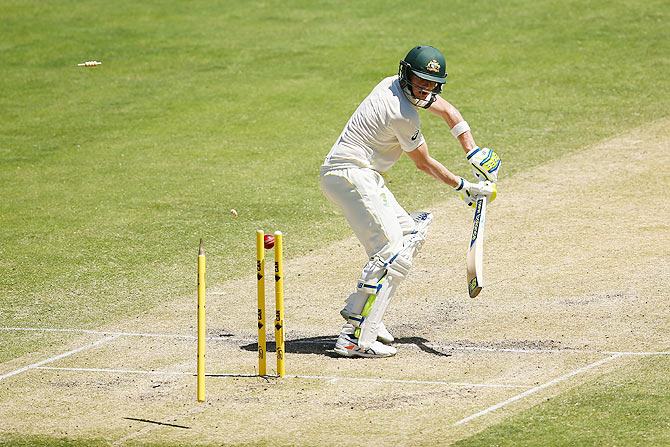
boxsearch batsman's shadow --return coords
[393,337,452,357]
[240,336,450,358]
[241,336,341,359]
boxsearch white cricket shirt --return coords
[321,75,425,174]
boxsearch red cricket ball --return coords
[264,234,275,249]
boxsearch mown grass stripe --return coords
[453,354,624,426]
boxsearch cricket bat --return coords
[466,196,487,298]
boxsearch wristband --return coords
[455,177,465,191]
[450,120,470,138]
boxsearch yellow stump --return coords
[256,230,267,376]
[197,239,206,402]
[274,231,285,377]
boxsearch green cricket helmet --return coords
[398,45,447,108]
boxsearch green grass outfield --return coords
[453,353,670,447]
[1,0,668,445]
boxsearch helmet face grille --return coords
[398,59,443,109]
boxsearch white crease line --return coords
[423,343,670,356]
[453,353,624,426]
[0,327,253,343]
[31,366,531,389]
[37,367,257,378]
[2,327,668,356]
[37,367,193,375]
[0,335,120,382]
[288,374,532,389]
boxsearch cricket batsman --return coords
[319,45,500,358]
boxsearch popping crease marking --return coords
[2,327,670,356]
[37,366,194,375]
[0,334,120,382]
[31,367,532,389]
[0,327,254,343]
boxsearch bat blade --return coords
[466,196,487,298]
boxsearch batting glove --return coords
[467,147,501,182]
[455,178,497,207]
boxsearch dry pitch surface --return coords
[1,119,669,446]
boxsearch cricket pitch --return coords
[1,119,669,446]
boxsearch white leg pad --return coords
[357,212,433,350]
[341,211,433,350]
[358,254,411,350]
[340,292,394,344]
[340,292,368,323]
[408,211,433,234]
[340,257,386,327]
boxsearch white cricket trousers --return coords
[319,167,415,262]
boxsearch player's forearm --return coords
[429,97,478,154]
[416,157,460,188]
[444,108,477,154]
[456,131,477,154]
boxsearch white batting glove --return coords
[467,147,501,182]
[455,178,497,207]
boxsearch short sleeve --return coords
[392,115,424,152]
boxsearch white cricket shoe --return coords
[376,322,394,345]
[334,324,397,358]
